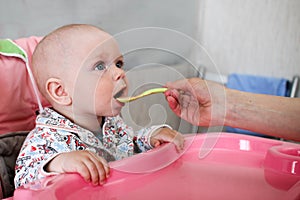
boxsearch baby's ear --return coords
[46,78,72,106]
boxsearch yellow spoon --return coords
[117,87,168,103]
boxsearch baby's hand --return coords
[45,150,110,185]
[150,128,184,152]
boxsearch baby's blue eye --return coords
[95,62,106,71]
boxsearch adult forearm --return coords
[225,88,300,141]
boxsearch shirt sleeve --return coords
[14,128,83,188]
[103,115,172,156]
[134,124,173,153]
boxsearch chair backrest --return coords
[0,36,51,198]
[0,36,51,134]
[0,131,28,199]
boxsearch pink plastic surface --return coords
[11,133,300,200]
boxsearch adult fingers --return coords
[165,79,190,91]
[166,96,181,116]
[165,89,183,116]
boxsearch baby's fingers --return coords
[96,156,110,183]
[152,129,185,152]
[75,162,92,183]
[167,130,185,152]
[173,132,185,152]
[88,152,110,185]
[150,138,162,148]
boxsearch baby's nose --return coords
[111,66,125,81]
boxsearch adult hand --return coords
[165,78,227,127]
[165,77,300,141]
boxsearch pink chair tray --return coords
[10,132,300,200]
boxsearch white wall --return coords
[0,0,198,39]
[196,0,300,80]
[4,0,298,78]
[0,0,200,72]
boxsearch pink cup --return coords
[264,144,300,191]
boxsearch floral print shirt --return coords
[14,108,170,188]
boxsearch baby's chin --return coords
[109,111,121,117]
[103,107,123,117]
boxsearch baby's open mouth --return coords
[113,88,126,99]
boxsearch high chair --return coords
[0,37,50,198]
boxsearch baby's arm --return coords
[14,130,60,188]
[135,125,184,153]
[45,150,109,185]
[150,127,184,152]
[104,115,184,156]
[14,129,109,188]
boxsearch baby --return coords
[14,24,184,188]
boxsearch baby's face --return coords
[68,30,128,120]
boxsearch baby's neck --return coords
[73,114,103,133]
[53,107,103,133]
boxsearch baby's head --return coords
[32,24,128,131]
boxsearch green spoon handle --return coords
[117,87,168,103]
